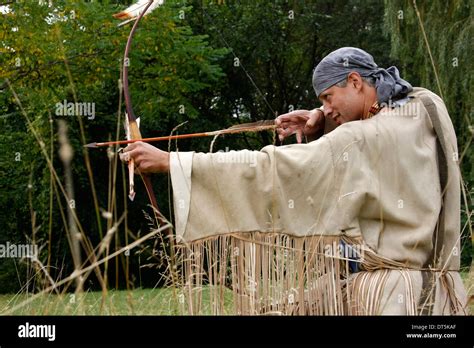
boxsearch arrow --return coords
[84,120,276,148]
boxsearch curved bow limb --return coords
[121,0,176,271]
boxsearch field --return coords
[1,272,471,315]
[0,287,239,315]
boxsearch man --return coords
[122,47,467,315]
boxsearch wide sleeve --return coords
[170,136,359,243]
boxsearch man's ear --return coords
[347,72,363,91]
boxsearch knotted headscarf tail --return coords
[312,47,413,104]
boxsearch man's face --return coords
[318,80,365,125]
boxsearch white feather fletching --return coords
[113,0,163,21]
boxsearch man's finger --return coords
[119,152,130,162]
[306,115,317,128]
[123,141,141,153]
[296,129,303,144]
[122,148,141,165]
[306,109,322,129]
[276,126,291,139]
[276,112,307,124]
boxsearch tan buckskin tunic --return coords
[170,88,468,315]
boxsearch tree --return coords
[0,0,227,292]
[384,0,473,268]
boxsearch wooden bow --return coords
[121,0,170,235]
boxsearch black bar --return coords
[0,316,472,346]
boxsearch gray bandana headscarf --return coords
[312,47,412,104]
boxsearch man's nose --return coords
[322,102,332,117]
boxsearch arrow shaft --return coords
[94,131,211,147]
[86,123,276,148]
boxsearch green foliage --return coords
[0,0,227,292]
[384,0,473,267]
[185,0,393,149]
[0,0,471,293]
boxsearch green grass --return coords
[460,270,473,314]
[0,287,235,315]
[1,272,471,315]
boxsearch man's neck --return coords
[362,90,379,119]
